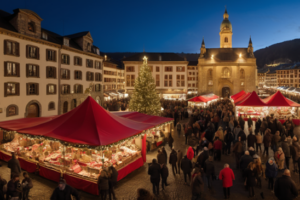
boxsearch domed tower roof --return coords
[220,8,232,32]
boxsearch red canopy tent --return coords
[262,91,300,107]
[112,111,173,124]
[236,91,267,107]
[234,92,251,104]
[0,97,159,146]
[188,94,218,103]
[231,90,246,101]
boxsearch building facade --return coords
[197,9,257,97]
[0,9,103,121]
[123,53,189,100]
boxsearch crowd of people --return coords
[146,98,300,200]
[103,98,129,111]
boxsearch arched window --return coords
[71,99,77,109]
[63,101,68,113]
[240,69,245,79]
[222,67,230,78]
[48,102,55,110]
[224,37,228,43]
[6,105,18,117]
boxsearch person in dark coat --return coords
[244,162,257,197]
[169,148,177,176]
[0,175,6,200]
[22,172,33,200]
[281,135,291,170]
[247,131,256,150]
[237,130,246,142]
[197,147,209,168]
[148,159,161,195]
[191,168,203,199]
[203,156,215,189]
[181,155,192,185]
[232,137,243,169]
[268,119,278,135]
[161,164,169,190]
[50,179,80,200]
[7,174,21,200]
[265,157,278,190]
[239,151,253,178]
[177,150,183,175]
[168,134,174,150]
[274,169,298,200]
[98,169,110,200]
[238,116,245,131]
[186,125,193,145]
[161,147,168,165]
[247,117,253,129]
[108,166,118,200]
[157,150,165,165]
[263,129,272,156]
[8,153,21,179]
[224,128,234,155]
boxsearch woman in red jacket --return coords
[219,164,235,199]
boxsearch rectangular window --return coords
[126,75,130,87]
[74,70,82,80]
[26,64,39,77]
[86,59,93,68]
[46,67,56,79]
[61,85,70,95]
[181,75,185,86]
[4,40,19,56]
[4,83,20,96]
[61,69,70,79]
[165,66,173,72]
[46,49,56,61]
[42,32,48,40]
[176,75,185,86]
[95,61,101,69]
[95,73,102,81]
[47,84,56,95]
[176,66,185,72]
[95,84,101,92]
[164,75,172,87]
[131,75,135,86]
[74,56,82,66]
[61,54,70,64]
[126,75,135,86]
[126,66,135,72]
[26,83,39,95]
[156,75,160,87]
[74,85,83,94]
[156,66,160,72]
[4,62,19,77]
[26,45,39,59]
[86,72,94,81]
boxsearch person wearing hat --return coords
[50,179,79,200]
[265,157,278,190]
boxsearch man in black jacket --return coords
[197,147,209,168]
[239,151,253,179]
[8,153,21,179]
[7,174,21,200]
[169,148,178,176]
[148,159,161,195]
[161,164,169,190]
[108,165,118,200]
[50,179,79,200]
[274,169,298,200]
[181,155,192,185]
[203,156,215,190]
[247,131,256,150]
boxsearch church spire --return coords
[201,37,205,48]
[249,36,252,46]
[223,7,229,19]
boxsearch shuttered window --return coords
[4,40,19,56]
[26,45,39,59]
[26,83,39,95]
[95,61,101,69]
[46,67,57,79]
[95,84,101,92]
[4,62,20,77]
[46,49,56,62]
[86,59,93,68]
[74,56,82,66]
[74,84,83,94]
[61,85,70,95]
[86,72,94,81]
[61,69,70,79]
[26,64,39,78]
[95,73,102,81]
[47,84,57,95]
[74,70,82,80]
[61,54,70,64]
[4,82,20,97]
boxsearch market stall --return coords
[230,90,246,101]
[188,94,219,108]
[233,92,251,104]
[0,97,173,195]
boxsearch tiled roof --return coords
[188,61,198,66]
[204,48,249,61]
[65,31,89,39]
[122,53,186,62]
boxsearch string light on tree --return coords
[129,56,161,116]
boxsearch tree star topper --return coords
[143,56,148,64]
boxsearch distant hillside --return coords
[254,39,300,68]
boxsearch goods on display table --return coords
[236,106,298,119]
[188,94,219,108]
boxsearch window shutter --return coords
[46,85,49,95]
[68,85,70,94]
[26,83,29,95]
[26,64,29,77]
[4,62,7,76]
[54,85,57,94]
[46,50,49,61]
[46,67,49,78]
[92,73,94,81]
[54,67,57,78]
[4,40,7,55]
[36,83,39,95]
[67,70,70,79]
[37,47,40,59]
[4,83,7,97]
[54,51,57,62]
[26,46,29,58]
[16,83,20,96]
[37,65,40,78]
[16,42,20,56]
[86,72,88,81]
[16,63,20,77]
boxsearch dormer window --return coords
[28,21,35,32]
[96,49,100,55]
[63,38,69,46]
[87,43,91,52]
[42,32,48,40]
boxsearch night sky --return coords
[2,0,300,53]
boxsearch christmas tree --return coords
[129,56,161,115]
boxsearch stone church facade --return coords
[197,9,257,97]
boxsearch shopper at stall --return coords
[265,158,278,190]
[255,130,263,153]
[247,131,256,151]
[239,151,253,179]
[0,175,6,200]
[7,152,22,179]
[219,163,235,199]
[247,117,253,129]
[281,135,291,170]
[169,148,178,176]
[98,168,110,200]
[274,169,298,200]
[181,155,192,185]
[161,164,169,190]
[213,137,222,161]
[22,172,33,200]
[272,131,282,153]
[197,147,209,168]
[224,128,234,155]
[148,159,161,195]
[50,179,80,200]
[108,165,118,200]
[291,136,300,173]
[7,174,21,200]
[238,116,245,131]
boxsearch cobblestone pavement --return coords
[1,121,300,200]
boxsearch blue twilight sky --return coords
[2,0,300,53]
